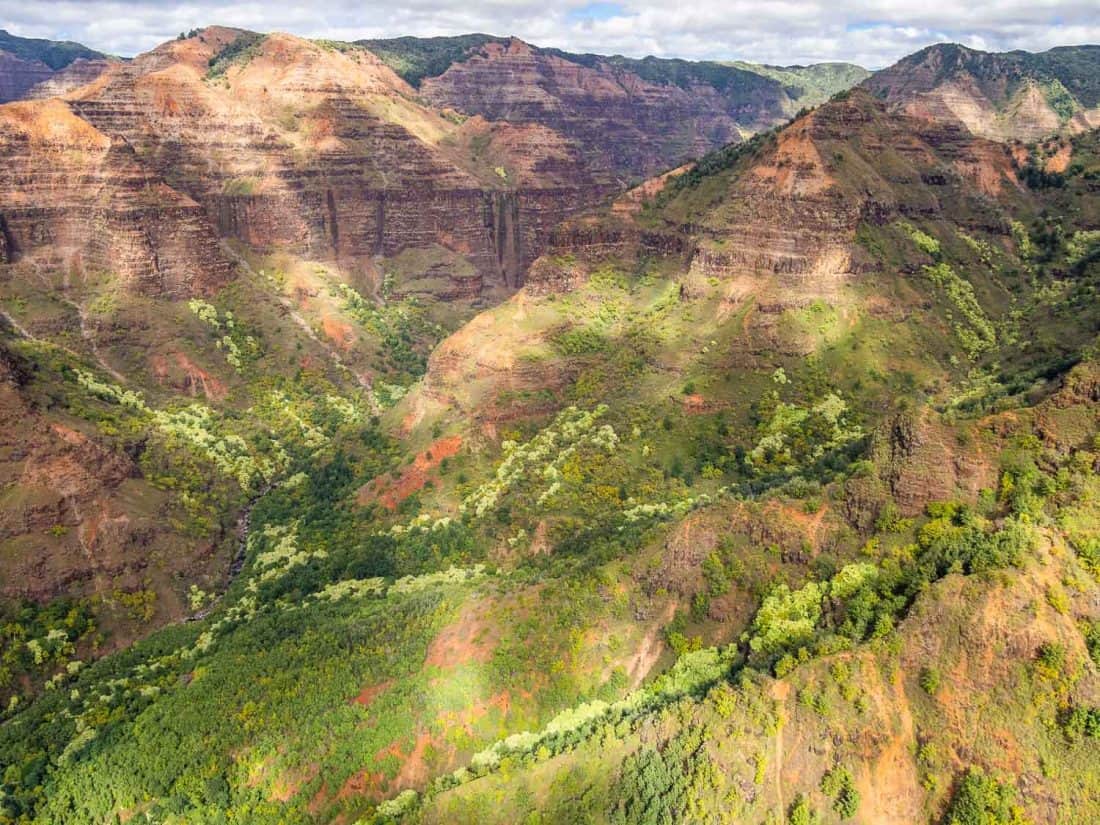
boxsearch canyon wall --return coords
[0,99,231,296]
[56,31,614,294]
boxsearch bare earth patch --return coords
[357,435,462,510]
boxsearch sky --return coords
[1,0,1098,69]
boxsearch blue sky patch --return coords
[568,2,627,22]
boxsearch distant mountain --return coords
[863,42,1100,141]
[358,35,868,180]
[0,29,111,102]
[0,29,104,70]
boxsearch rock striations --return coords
[864,43,1100,141]
[0,99,231,296]
[58,29,614,293]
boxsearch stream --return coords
[186,484,271,622]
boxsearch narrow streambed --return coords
[186,484,271,621]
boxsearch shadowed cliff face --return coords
[418,39,749,182]
[0,29,109,103]
[864,43,1100,141]
[0,50,53,102]
[365,36,869,183]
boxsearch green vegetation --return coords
[730,61,871,105]
[923,262,997,358]
[206,32,266,80]
[332,282,443,382]
[0,28,104,69]
[2,43,1100,825]
[941,768,1028,825]
[357,34,498,86]
[0,599,95,709]
[820,765,860,818]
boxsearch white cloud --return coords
[1,0,1097,67]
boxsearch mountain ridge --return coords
[863,41,1100,141]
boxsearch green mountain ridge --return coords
[0,29,106,70]
[356,33,868,109]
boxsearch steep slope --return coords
[0,98,231,296]
[0,29,109,102]
[362,35,867,181]
[61,28,614,295]
[412,89,1034,433]
[0,331,234,619]
[864,43,1100,141]
[0,37,1098,825]
[0,25,617,635]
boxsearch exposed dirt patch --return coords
[150,351,227,400]
[626,599,678,688]
[771,502,829,552]
[335,768,385,802]
[351,679,394,708]
[434,689,515,733]
[845,659,923,825]
[1044,141,1073,174]
[424,597,499,669]
[269,763,319,803]
[357,435,462,510]
[392,730,434,791]
[681,393,708,413]
[321,314,355,351]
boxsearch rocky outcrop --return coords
[864,43,1100,141]
[0,99,231,296]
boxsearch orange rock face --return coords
[0,98,231,296]
[42,30,616,294]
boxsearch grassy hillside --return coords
[730,61,871,104]
[354,34,498,87]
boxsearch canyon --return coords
[0,24,1099,825]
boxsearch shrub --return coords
[940,768,1026,825]
[821,766,860,819]
[788,794,820,825]
[919,666,942,696]
[1058,705,1100,742]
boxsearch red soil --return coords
[357,435,462,510]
